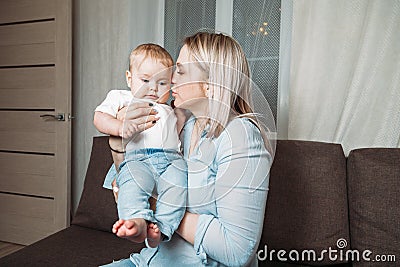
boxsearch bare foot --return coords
[112,218,147,243]
[146,222,162,248]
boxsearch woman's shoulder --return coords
[224,117,261,136]
[217,117,263,146]
[214,117,269,162]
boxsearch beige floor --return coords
[0,241,25,259]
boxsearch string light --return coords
[249,22,269,37]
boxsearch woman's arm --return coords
[182,119,272,266]
[175,211,198,245]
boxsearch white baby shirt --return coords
[95,90,180,151]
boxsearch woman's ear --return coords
[125,70,132,88]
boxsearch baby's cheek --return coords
[157,90,170,103]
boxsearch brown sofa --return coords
[0,137,398,266]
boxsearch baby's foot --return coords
[146,222,162,248]
[112,218,147,243]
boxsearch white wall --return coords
[72,0,164,212]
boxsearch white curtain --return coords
[72,0,164,211]
[288,0,400,155]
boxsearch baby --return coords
[94,44,187,248]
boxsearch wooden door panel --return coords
[0,111,55,153]
[0,173,54,198]
[0,21,55,46]
[0,194,54,245]
[0,152,55,197]
[0,132,55,153]
[0,67,55,89]
[0,152,54,177]
[0,0,55,24]
[0,111,55,133]
[0,89,54,109]
[0,43,55,67]
[0,67,55,109]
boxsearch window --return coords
[164,0,281,121]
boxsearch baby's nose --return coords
[149,81,158,91]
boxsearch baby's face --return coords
[126,58,172,103]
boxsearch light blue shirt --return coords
[130,116,272,267]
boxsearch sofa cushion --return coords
[72,136,118,232]
[347,148,400,267]
[260,140,350,266]
[0,225,143,267]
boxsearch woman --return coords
[105,32,273,266]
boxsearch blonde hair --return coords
[129,43,173,71]
[183,32,274,153]
[184,32,255,137]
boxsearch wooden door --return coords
[0,0,71,245]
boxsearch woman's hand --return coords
[116,102,160,140]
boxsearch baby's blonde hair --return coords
[129,43,173,71]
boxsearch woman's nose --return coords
[171,71,177,85]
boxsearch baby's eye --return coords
[159,81,168,86]
[141,79,150,83]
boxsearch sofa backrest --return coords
[259,140,350,266]
[347,148,400,266]
[72,136,117,232]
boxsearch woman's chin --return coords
[173,99,184,108]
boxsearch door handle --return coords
[40,113,66,121]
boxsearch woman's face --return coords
[171,45,208,111]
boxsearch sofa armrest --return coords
[347,148,400,266]
[72,136,118,232]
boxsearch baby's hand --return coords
[119,120,139,139]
